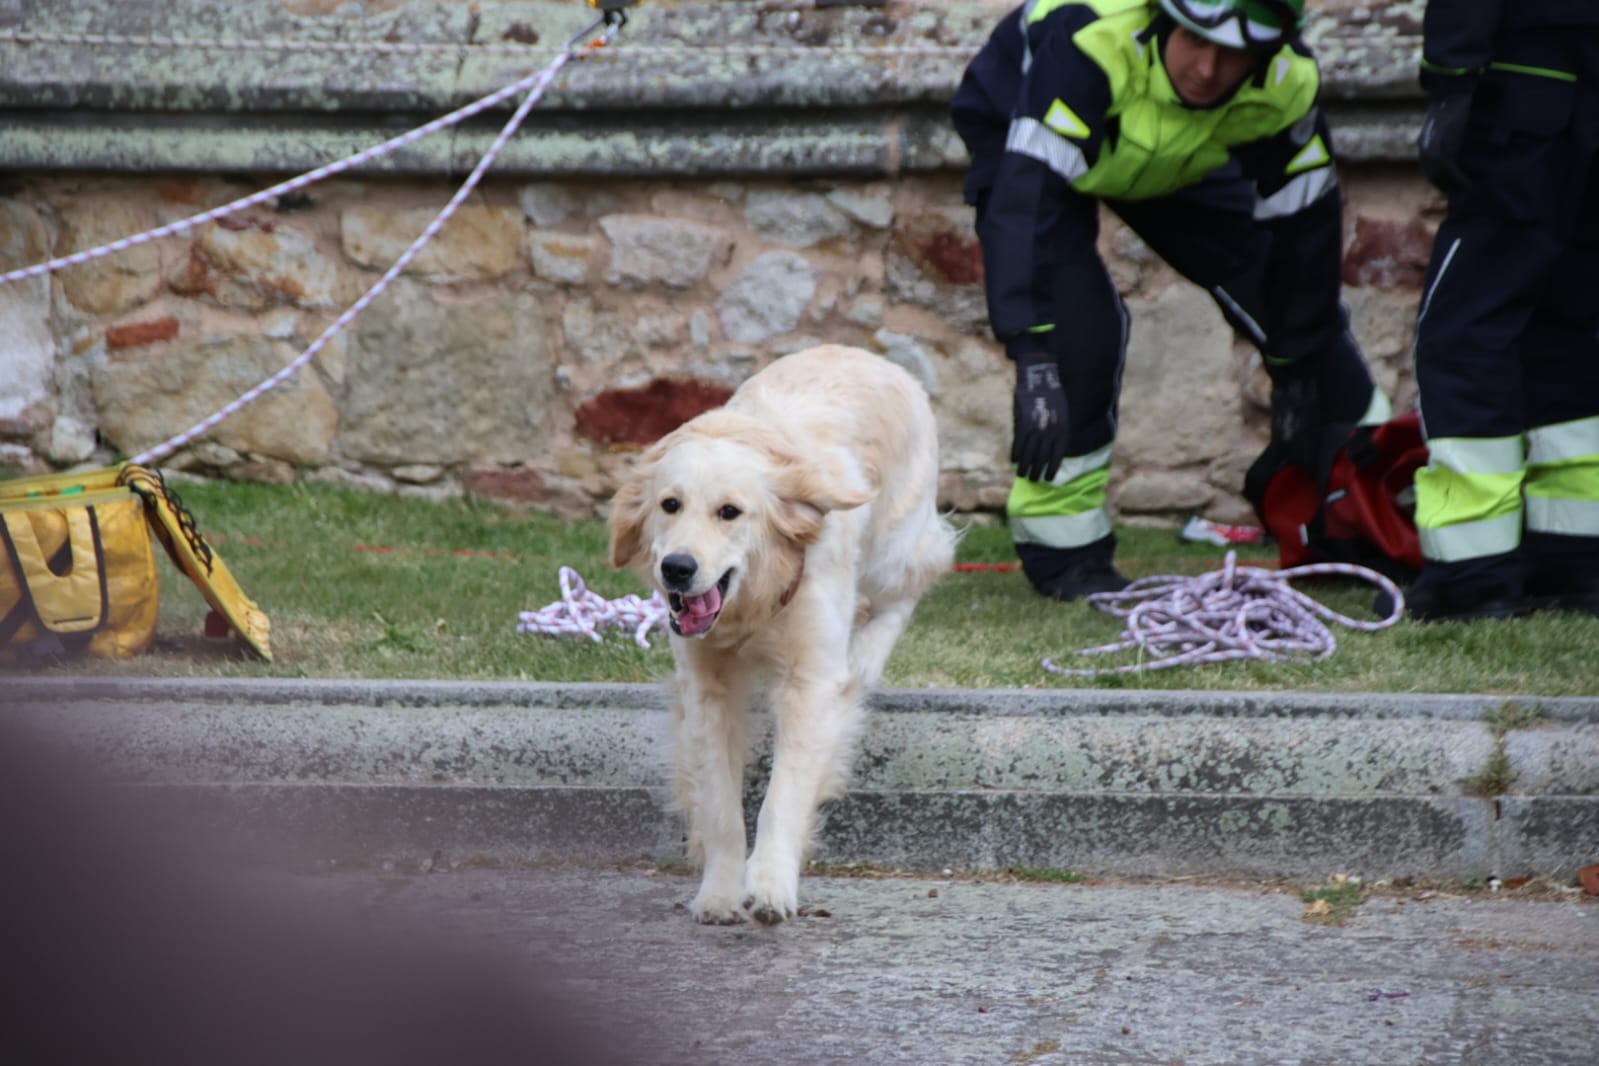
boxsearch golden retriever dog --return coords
[608,344,956,925]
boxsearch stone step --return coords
[5,678,1596,882]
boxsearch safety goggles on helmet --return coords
[1158,0,1304,51]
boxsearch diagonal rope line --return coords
[122,19,620,466]
[0,41,596,290]
[128,59,570,464]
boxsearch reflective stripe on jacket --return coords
[1023,0,1319,200]
[951,0,1332,347]
[953,0,1323,204]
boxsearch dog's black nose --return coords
[660,553,698,590]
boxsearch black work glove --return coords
[1417,91,1471,192]
[1010,350,1069,483]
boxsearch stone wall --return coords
[0,0,1438,526]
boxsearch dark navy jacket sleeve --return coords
[978,14,1112,357]
[950,5,1029,206]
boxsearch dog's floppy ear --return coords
[607,443,665,570]
[769,445,876,547]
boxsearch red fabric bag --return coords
[1247,412,1428,579]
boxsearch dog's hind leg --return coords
[673,651,756,925]
[847,598,918,690]
[744,672,865,925]
[850,519,955,688]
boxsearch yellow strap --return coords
[0,508,106,633]
[0,465,123,501]
[121,465,273,661]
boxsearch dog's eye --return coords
[717,504,741,521]
[661,497,681,514]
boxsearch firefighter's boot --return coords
[1016,534,1130,602]
[1402,554,1527,622]
[1523,531,1599,616]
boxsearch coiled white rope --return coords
[517,567,669,648]
[1042,551,1405,677]
[516,553,1403,664]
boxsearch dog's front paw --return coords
[688,890,748,925]
[742,860,799,926]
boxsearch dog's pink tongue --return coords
[677,586,722,635]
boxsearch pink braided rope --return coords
[517,567,669,649]
[1042,550,1405,678]
[107,21,619,466]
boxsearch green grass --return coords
[8,478,1598,695]
[1301,879,1368,925]
[999,865,1087,884]
[1460,701,1548,796]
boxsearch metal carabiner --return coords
[567,0,632,49]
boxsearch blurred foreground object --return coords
[0,712,641,1066]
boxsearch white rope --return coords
[0,17,953,297]
[129,87,558,460]
[0,16,622,467]
[0,39,605,290]
[125,60,569,464]
[517,567,669,649]
[1042,551,1405,677]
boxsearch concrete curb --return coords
[5,678,1596,881]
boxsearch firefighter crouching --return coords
[952,0,1388,601]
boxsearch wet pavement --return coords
[293,862,1599,1066]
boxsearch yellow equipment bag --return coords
[0,479,158,660]
[0,463,271,662]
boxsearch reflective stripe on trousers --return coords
[1526,414,1599,537]
[1008,445,1112,549]
[1414,434,1525,563]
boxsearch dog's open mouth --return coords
[668,569,733,637]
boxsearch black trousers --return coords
[976,165,1376,464]
[1416,31,1599,443]
[1412,27,1599,589]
